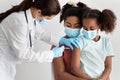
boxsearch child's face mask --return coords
[64,26,80,38]
[82,29,98,40]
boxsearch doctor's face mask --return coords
[64,16,81,38]
[35,15,55,24]
[35,17,51,24]
[35,9,56,24]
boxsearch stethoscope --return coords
[24,11,32,48]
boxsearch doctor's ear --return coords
[36,9,44,20]
[37,9,42,16]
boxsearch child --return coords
[52,2,90,80]
[71,9,116,80]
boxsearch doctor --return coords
[0,0,80,80]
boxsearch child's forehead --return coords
[83,18,98,24]
[82,19,100,29]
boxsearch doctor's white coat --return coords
[0,9,60,80]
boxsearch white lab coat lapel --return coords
[25,9,36,47]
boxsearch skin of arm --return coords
[91,56,112,80]
[71,47,91,80]
[100,56,112,80]
[53,57,87,80]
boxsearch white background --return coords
[0,0,120,80]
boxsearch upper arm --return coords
[71,37,83,68]
[105,56,112,68]
[71,47,81,70]
[105,38,113,68]
[53,57,65,75]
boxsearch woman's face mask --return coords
[35,17,50,24]
[82,29,98,40]
[35,10,55,24]
[64,26,80,38]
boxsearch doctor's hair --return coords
[60,2,90,27]
[82,9,116,33]
[0,0,60,23]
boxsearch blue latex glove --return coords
[59,37,80,50]
[52,46,65,58]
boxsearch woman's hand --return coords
[59,37,80,50]
[52,46,65,58]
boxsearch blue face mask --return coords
[64,26,80,38]
[35,17,50,24]
[82,29,98,40]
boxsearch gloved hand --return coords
[59,37,80,50]
[52,46,65,58]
